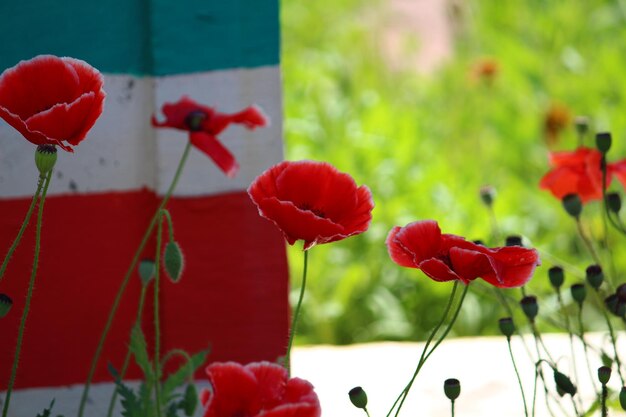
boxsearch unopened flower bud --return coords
[183,384,198,416]
[479,186,496,207]
[498,317,515,338]
[505,235,523,247]
[607,193,622,213]
[444,379,461,401]
[598,366,612,385]
[596,132,612,154]
[0,294,13,318]
[570,284,586,305]
[348,386,368,409]
[562,194,582,218]
[520,296,538,321]
[574,116,589,137]
[164,241,184,282]
[138,259,155,285]
[554,370,577,396]
[35,144,57,176]
[585,265,604,290]
[620,386,626,411]
[548,266,564,289]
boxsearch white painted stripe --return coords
[0,66,282,198]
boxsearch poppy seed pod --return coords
[605,294,625,317]
[505,235,523,247]
[0,293,13,318]
[444,379,461,401]
[596,132,612,154]
[570,284,587,305]
[620,386,626,411]
[138,259,155,285]
[479,185,496,207]
[597,366,612,385]
[348,387,368,409]
[554,370,577,396]
[498,317,515,338]
[520,296,539,321]
[574,116,589,137]
[617,283,626,301]
[548,266,564,289]
[562,194,583,218]
[35,144,57,176]
[164,241,184,282]
[606,193,622,213]
[585,265,604,290]
[183,384,198,417]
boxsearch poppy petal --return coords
[153,96,215,130]
[386,226,417,268]
[393,220,443,264]
[449,247,494,283]
[247,362,289,409]
[479,246,540,288]
[261,403,322,417]
[418,258,463,282]
[204,362,258,417]
[190,131,239,177]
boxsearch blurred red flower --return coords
[386,220,540,288]
[248,161,374,250]
[538,146,626,203]
[0,55,105,152]
[152,96,268,177]
[201,362,321,417]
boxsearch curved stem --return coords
[105,283,150,417]
[0,176,44,282]
[161,349,193,375]
[160,209,175,242]
[285,248,308,376]
[2,171,52,417]
[78,141,192,417]
[507,338,529,417]
[153,213,164,417]
[575,218,602,267]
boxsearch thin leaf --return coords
[129,324,154,382]
[162,349,209,402]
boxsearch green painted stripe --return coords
[0,0,279,76]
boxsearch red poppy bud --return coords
[164,242,184,282]
[0,293,12,318]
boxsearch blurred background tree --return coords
[281,0,626,344]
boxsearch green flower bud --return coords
[548,266,564,289]
[562,194,582,218]
[444,379,461,401]
[570,284,586,305]
[606,193,622,213]
[479,186,496,207]
[596,132,612,154]
[164,241,184,282]
[520,296,538,321]
[620,386,626,411]
[348,386,368,409]
[585,265,604,290]
[0,294,13,318]
[138,259,156,285]
[498,317,515,338]
[597,366,612,385]
[505,235,523,247]
[183,384,198,416]
[554,370,577,396]
[35,144,57,176]
[574,116,589,137]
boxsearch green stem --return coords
[105,283,150,417]
[285,248,308,376]
[0,176,44,282]
[575,218,602,267]
[576,304,599,394]
[153,212,164,417]
[78,141,192,417]
[161,349,193,377]
[391,283,469,417]
[597,294,625,385]
[363,408,371,417]
[161,209,175,242]
[507,338,529,417]
[2,171,52,417]
[601,384,608,417]
[451,400,455,417]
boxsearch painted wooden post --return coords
[0,0,288,414]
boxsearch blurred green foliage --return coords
[281,0,626,344]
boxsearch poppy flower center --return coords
[185,110,208,131]
[298,203,327,219]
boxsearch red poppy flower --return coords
[152,96,269,177]
[0,55,105,152]
[386,220,540,288]
[247,161,374,250]
[539,146,626,203]
[200,361,321,417]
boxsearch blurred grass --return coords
[281,0,626,344]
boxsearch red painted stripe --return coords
[0,189,288,388]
